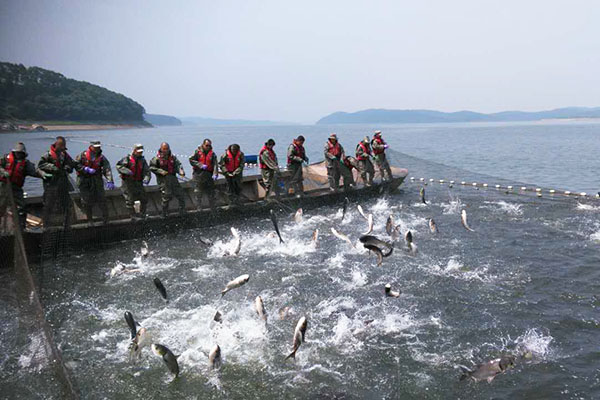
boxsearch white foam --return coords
[482,200,523,216]
[442,198,462,215]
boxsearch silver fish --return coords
[255,296,267,322]
[404,230,417,255]
[461,209,474,232]
[357,205,368,220]
[362,214,374,235]
[331,227,354,248]
[221,274,250,296]
[208,344,222,370]
[269,209,284,243]
[420,187,427,204]
[428,218,438,234]
[386,215,395,236]
[294,208,303,223]
[141,241,149,258]
[151,343,179,377]
[311,229,319,248]
[363,244,384,266]
[285,316,308,360]
[459,355,515,383]
[384,284,400,298]
[226,227,241,256]
[359,235,394,255]
[129,327,151,363]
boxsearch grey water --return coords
[2,121,600,399]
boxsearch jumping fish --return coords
[198,237,213,246]
[225,227,241,256]
[459,355,515,383]
[151,343,180,377]
[384,284,401,298]
[129,327,151,362]
[386,215,395,236]
[311,229,319,248]
[208,344,222,370]
[141,241,149,258]
[331,227,354,248]
[363,244,384,266]
[429,218,438,234]
[341,197,350,221]
[359,235,394,256]
[404,230,417,255]
[124,311,138,340]
[213,310,223,323]
[294,208,303,223]
[153,277,167,300]
[357,205,368,220]
[255,296,267,322]
[110,264,141,278]
[269,209,284,243]
[420,187,427,204]
[461,209,474,232]
[362,214,374,235]
[221,274,250,296]
[285,316,308,360]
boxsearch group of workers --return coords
[0,131,392,228]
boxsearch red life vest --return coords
[156,152,175,174]
[0,152,27,187]
[49,144,66,167]
[194,149,214,172]
[128,155,144,181]
[327,141,342,158]
[372,136,385,155]
[78,148,103,175]
[224,150,242,173]
[356,142,371,161]
[343,157,355,171]
[259,145,276,169]
[287,142,305,165]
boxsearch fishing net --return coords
[0,182,78,399]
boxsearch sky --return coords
[1,0,599,123]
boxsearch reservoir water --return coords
[1,120,600,399]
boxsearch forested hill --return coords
[0,62,146,123]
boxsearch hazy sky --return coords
[1,0,599,123]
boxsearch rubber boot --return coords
[85,206,94,227]
[162,204,168,218]
[178,200,186,216]
[100,203,109,225]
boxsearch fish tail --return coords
[285,350,297,360]
[458,365,472,381]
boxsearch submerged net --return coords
[0,183,78,399]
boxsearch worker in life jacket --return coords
[116,144,151,219]
[355,136,375,186]
[0,142,47,229]
[75,141,115,225]
[218,144,245,204]
[342,155,358,186]
[259,138,279,196]
[323,133,352,191]
[149,142,187,217]
[38,136,80,228]
[189,138,218,210]
[371,130,393,181]
[286,135,308,197]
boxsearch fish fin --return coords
[486,376,495,383]
[285,350,296,360]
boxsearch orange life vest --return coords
[78,148,103,176]
[156,152,175,175]
[194,149,214,172]
[287,142,305,165]
[372,136,385,155]
[259,145,276,169]
[224,150,242,173]
[356,142,371,161]
[327,141,342,158]
[0,152,27,187]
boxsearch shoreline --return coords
[0,123,151,134]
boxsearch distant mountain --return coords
[144,113,182,126]
[180,116,291,126]
[316,107,600,124]
[0,62,147,123]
